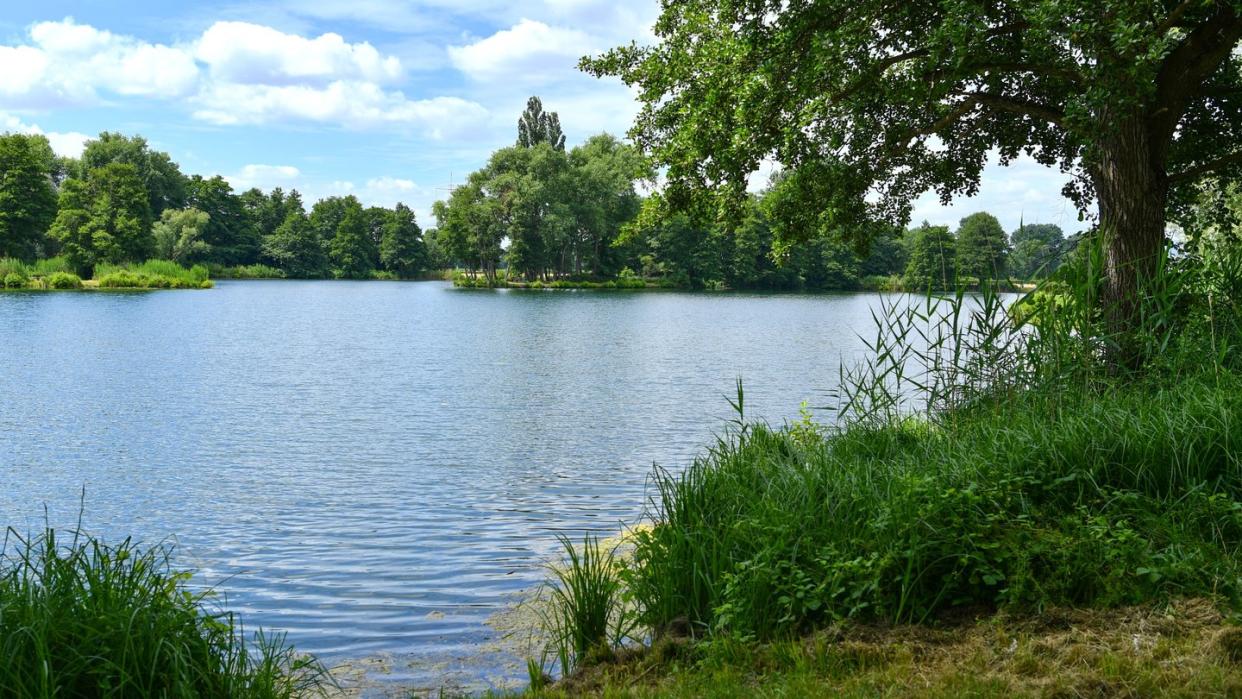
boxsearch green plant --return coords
[45,272,82,289]
[0,524,332,697]
[3,271,27,289]
[539,534,636,676]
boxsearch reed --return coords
[0,524,332,697]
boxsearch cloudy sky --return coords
[0,0,1084,233]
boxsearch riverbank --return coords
[451,271,1036,293]
[532,598,1242,697]
[517,262,1242,697]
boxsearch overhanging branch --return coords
[1169,149,1242,183]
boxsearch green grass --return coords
[0,524,331,697]
[538,535,637,677]
[525,243,1242,696]
[95,260,213,289]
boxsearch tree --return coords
[80,132,186,217]
[1010,223,1067,279]
[0,133,58,259]
[263,209,327,278]
[517,96,567,151]
[955,212,1009,280]
[49,163,153,275]
[328,198,373,278]
[585,1,1242,343]
[152,208,211,262]
[380,203,427,277]
[904,223,956,290]
[186,176,258,264]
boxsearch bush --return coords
[0,526,331,697]
[31,256,73,277]
[45,272,82,289]
[3,271,27,289]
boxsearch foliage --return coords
[4,271,27,289]
[211,264,287,279]
[0,524,330,697]
[0,133,58,260]
[582,1,1242,337]
[152,207,212,263]
[903,223,956,290]
[1009,223,1068,280]
[187,175,259,265]
[49,163,153,276]
[955,212,1009,281]
[44,272,82,289]
[263,209,327,279]
[79,132,187,218]
[380,203,428,278]
[327,198,374,278]
[518,96,567,151]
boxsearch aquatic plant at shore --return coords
[0,524,332,697]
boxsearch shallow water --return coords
[0,280,897,693]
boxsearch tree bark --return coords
[1092,113,1168,362]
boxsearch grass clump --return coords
[0,524,331,697]
[537,535,637,677]
[95,260,213,289]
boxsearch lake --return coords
[0,280,896,693]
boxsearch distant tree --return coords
[80,133,186,217]
[857,227,909,278]
[955,212,1009,280]
[263,209,327,278]
[241,187,289,241]
[186,176,258,265]
[0,133,58,259]
[152,208,211,263]
[904,222,956,290]
[49,163,153,275]
[1009,222,1067,279]
[516,96,567,151]
[328,198,373,278]
[793,236,861,290]
[567,134,648,276]
[380,203,427,277]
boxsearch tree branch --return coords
[966,92,1066,126]
[1168,149,1242,182]
[1151,7,1242,148]
[1156,0,1199,35]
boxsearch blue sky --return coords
[0,1,1084,233]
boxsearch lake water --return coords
[0,280,895,693]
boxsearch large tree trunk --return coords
[1092,113,1169,361]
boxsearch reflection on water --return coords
[0,280,893,692]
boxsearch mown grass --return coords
[0,524,331,698]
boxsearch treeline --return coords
[0,132,434,279]
[434,97,1071,291]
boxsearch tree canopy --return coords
[584,1,1242,334]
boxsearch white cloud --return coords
[18,19,201,103]
[0,112,90,158]
[365,176,418,192]
[0,18,481,137]
[192,82,487,134]
[196,21,402,85]
[449,19,595,83]
[226,163,302,190]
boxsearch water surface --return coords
[0,281,892,692]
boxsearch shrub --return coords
[0,526,331,697]
[31,256,73,277]
[45,272,82,289]
[3,272,27,289]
